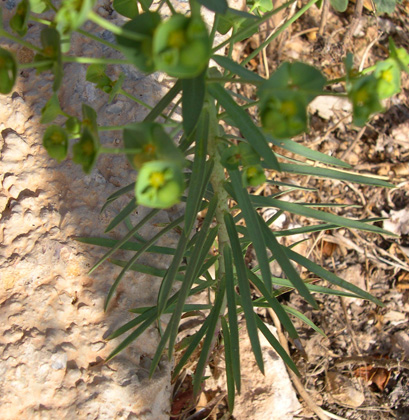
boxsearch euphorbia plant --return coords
[1,0,406,412]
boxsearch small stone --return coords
[51,353,68,370]
[105,101,125,114]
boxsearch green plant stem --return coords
[242,0,319,66]
[207,77,262,85]
[77,29,122,52]
[119,88,154,109]
[165,0,177,14]
[18,60,53,69]
[30,15,122,51]
[30,16,53,26]
[118,89,181,123]
[0,30,43,53]
[62,56,129,65]
[207,101,230,345]
[88,10,149,42]
[212,0,297,53]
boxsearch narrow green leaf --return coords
[276,217,386,237]
[208,83,280,171]
[249,269,369,299]
[279,163,394,188]
[193,275,226,395]
[182,70,206,136]
[229,170,272,293]
[101,182,135,212]
[223,245,241,392]
[144,80,182,122]
[183,108,211,234]
[87,208,160,274]
[130,303,212,314]
[250,196,397,237]
[258,215,318,309]
[221,318,236,411]
[283,305,325,336]
[75,236,175,255]
[268,180,316,191]
[197,0,228,13]
[283,247,384,306]
[268,137,351,168]
[156,232,190,316]
[212,55,264,82]
[109,258,184,281]
[107,306,156,340]
[173,317,212,379]
[246,269,298,338]
[105,198,137,233]
[104,215,184,310]
[224,212,264,374]
[255,316,299,375]
[106,313,157,361]
[167,210,219,356]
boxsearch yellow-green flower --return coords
[153,14,211,78]
[136,161,184,209]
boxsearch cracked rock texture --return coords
[1,1,300,419]
[0,3,182,419]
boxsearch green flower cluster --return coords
[116,12,211,78]
[346,41,407,126]
[259,62,326,139]
[221,142,266,187]
[123,122,185,208]
[0,48,17,95]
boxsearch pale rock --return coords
[206,324,301,420]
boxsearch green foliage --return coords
[330,0,348,12]
[153,14,211,78]
[135,160,184,208]
[43,125,68,161]
[373,0,398,14]
[115,12,161,73]
[2,0,406,414]
[10,0,30,36]
[34,27,63,91]
[259,62,326,138]
[113,0,139,18]
[0,48,17,94]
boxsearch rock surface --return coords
[1,3,178,419]
[1,2,300,419]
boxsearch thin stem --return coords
[98,121,180,133]
[207,77,262,86]
[209,13,220,47]
[0,30,43,53]
[119,89,181,123]
[77,29,121,52]
[30,16,52,26]
[88,10,149,42]
[206,100,230,357]
[218,99,259,121]
[18,60,53,69]
[119,89,154,110]
[62,56,129,65]
[212,0,297,53]
[242,0,319,66]
[99,147,145,155]
[165,0,177,14]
